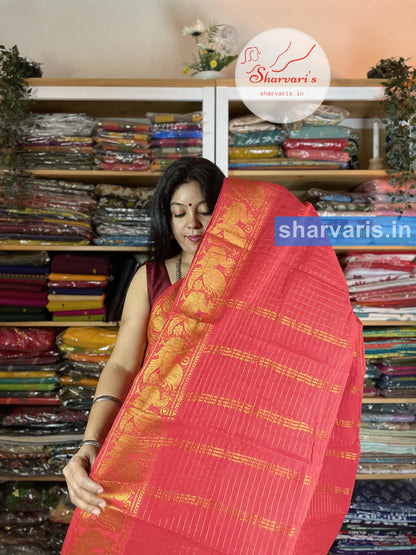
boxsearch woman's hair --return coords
[150,157,225,261]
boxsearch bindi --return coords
[188,203,192,206]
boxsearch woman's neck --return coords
[180,251,194,267]
[177,251,193,280]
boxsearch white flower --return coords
[211,35,235,55]
[182,20,206,37]
[199,39,231,57]
[197,42,216,52]
[182,20,238,75]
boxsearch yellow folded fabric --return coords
[47,294,105,302]
[48,273,108,282]
[0,371,56,378]
[47,301,104,311]
[57,326,119,350]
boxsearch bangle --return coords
[77,439,102,451]
[92,395,122,408]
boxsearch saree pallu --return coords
[62,177,365,555]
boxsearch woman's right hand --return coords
[63,444,106,516]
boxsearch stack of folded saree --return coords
[362,360,380,398]
[341,252,416,321]
[57,358,103,411]
[304,179,416,235]
[330,480,416,554]
[357,403,416,477]
[0,205,94,246]
[374,357,416,398]
[0,251,50,321]
[0,177,96,246]
[352,177,416,201]
[93,183,153,246]
[0,480,73,553]
[0,327,61,406]
[0,405,87,478]
[301,184,416,240]
[302,187,374,212]
[357,327,416,476]
[0,178,97,214]
[56,327,118,408]
[47,253,112,322]
[17,113,96,170]
[363,327,416,397]
[94,117,151,171]
[228,114,287,169]
[284,105,359,169]
[147,111,203,171]
[363,327,416,362]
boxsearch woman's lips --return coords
[186,235,203,243]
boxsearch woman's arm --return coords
[63,264,150,515]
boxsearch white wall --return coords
[1,0,415,79]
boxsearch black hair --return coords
[150,157,225,261]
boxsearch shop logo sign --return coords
[235,28,331,123]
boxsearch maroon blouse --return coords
[143,260,172,307]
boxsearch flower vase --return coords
[192,70,221,80]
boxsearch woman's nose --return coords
[186,212,202,228]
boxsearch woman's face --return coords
[170,180,212,257]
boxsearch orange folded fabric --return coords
[62,177,365,554]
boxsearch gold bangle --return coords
[92,395,122,408]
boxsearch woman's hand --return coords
[63,444,106,516]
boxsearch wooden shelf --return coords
[217,78,386,89]
[356,473,416,480]
[360,320,416,326]
[335,246,416,253]
[0,245,149,252]
[0,475,66,482]
[0,321,119,327]
[28,78,217,88]
[227,169,388,191]
[27,169,162,185]
[362,397,416,404]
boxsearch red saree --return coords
[62,177,365,554]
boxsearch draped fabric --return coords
[62,177,365,555]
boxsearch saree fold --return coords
[62,177,365,555]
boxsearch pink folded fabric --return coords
[285,149,350,162]
[283,138,349,150]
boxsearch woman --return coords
[62,157,225,516]
[62,160,364,554]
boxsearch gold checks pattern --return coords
[185,391,329,440]
[225,298,353,350]
[205,344,343,394]
[335,418,361,429]
[315,484,353,496]
[145,435,314,486]
[325,449,359,461]
[147,486,297,538]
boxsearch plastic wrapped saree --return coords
[62,177,365,554]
